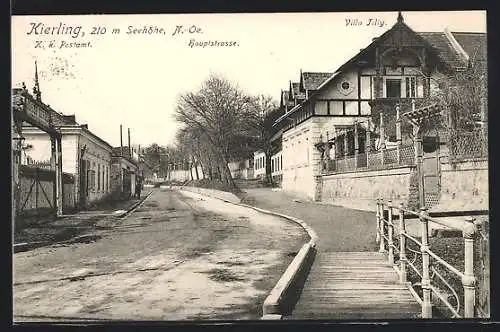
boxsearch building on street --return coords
[21,109,114,209]
[271,12,487,201]
[110,147,139,200]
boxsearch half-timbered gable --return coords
[274,11,486,200]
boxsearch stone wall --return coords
[319,166,416,211]
[430,159,488,212]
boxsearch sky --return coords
[11,11,487,148]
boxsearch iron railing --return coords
[322,144,415,174]
[376,199,481,318]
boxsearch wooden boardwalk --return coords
[287,252,421,320]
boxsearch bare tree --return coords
[250,94,281,185]
[174,74,258,190]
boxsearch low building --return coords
[270,150,283,184]
[253,150,266,179]
[228,159,254,180]
[22,116,114,209]
[110,147,139,200]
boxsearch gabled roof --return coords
[274,12,486,128]
[417,32,466,69]
[280,90,289,106]
[450,32,487,63]
[302,72,334,91]
[290,82,306,100]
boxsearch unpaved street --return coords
[13,189,308,321]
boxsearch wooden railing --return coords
[376,199,481,318]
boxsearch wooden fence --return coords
[17,165,75,218]
[376,199,489,318]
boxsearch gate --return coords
[18,165,55,217]
[422,133,441,209]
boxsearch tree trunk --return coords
[265,149,274,186]
[221,155,237,189]
[192,156,200,180]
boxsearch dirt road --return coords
[13,189,308,322]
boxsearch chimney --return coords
[120,125,123,157]
[128,128,131,158]
[63,115,76,124]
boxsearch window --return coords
[315,101,328,115]
[98,164,101,191]
[88,170,96,191]
[345,101,359,115]
[406,77,417,98]
[330,101,343,115]
[360,76,372,99]
[386,79,401,98]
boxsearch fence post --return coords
[35,167,39,209]
[399,202,407,283]
[420,207,432,318]
[344,130,348,162]
[415,127,425,209]
[380,112,386,165]
[376,199,381,244]
[354,122,359,169]
[396,103,402,164]
[463,216,477,318]
[366,124,371,168]
[56,136,63,216]
[388,200,394,265]
[379,199,385,253]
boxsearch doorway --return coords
[422,134,441,209]
[79,159,87,208]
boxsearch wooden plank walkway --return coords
[287,252,421,320]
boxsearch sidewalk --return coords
[240,188,377,252]
[14,192,152,252]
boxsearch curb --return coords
[177,187,318,319]
[117,191,154,218]
[14,192,154,253]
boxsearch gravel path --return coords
[240,188,378,252]
[13,188,308,321]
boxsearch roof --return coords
[451,32,487,63]
[112,146,132,159]
[290,82,306,100]
[417,32,466,69]
[275,13,487,128]
[281,90,289,105]
[302,72,334,91]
